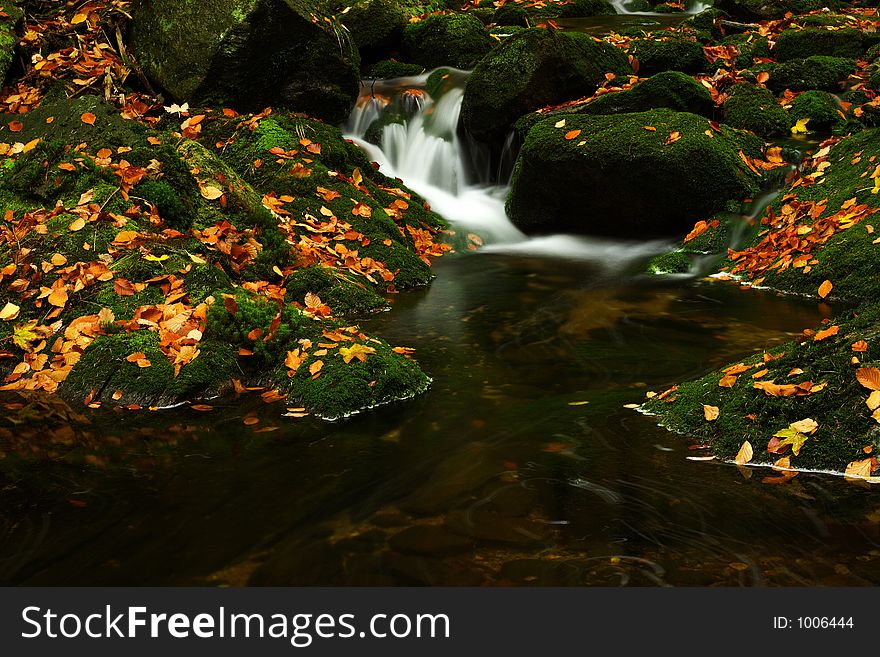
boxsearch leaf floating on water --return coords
[818,279,833,299]
[623,403,640,409]
[190,404,213,412]
[568,400,590,406]
[857,367,880,391]
[703,404,719,421]
[734,440,753,465]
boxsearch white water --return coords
[344,73,673,270]
[610,0,712,14]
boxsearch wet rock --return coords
[389,525,475,556]
[629,38,706,76]
[507,109,762,238]
[380,552,485,585]
[498,559,587,586]
[444,509,548,546]
[714,0,837,21]
[773,28,867,62]
[334,0,407,61]
[399,442,504,515]
[129,0,360,124]
[249,540,344,585]
[765,56,857,93]
[461,28,631,144]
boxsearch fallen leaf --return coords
[845,458,874,480]
[818,280,833,299]
[853,340,869,353]
[814,325,839,341]
[735,440,753,465]
[789,418,818,434]
[80,112,97,126]
[0,302,19,321]
[867,390,880,411]
[703,404,719,421]
[857,368,880,391]
[565,129,582,141]
[200,185,224,200]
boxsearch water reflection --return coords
[2,250,879,586]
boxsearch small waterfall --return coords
[345,73,523,244]
[610,0,712,14]
[344,71,674,268]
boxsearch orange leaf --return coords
[564,129,582,141]
[857,367,880,391]
[8,120,23,132]
[852,340,868,353]
[81,112,97,125]
[818,280,833,299]
[814,325,839,342]
[643,126,656,132]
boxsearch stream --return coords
[3,7,880,587]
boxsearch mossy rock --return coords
[643,302,880,474]
[629,38,706,76]
[721,83,792,138]
[714,0,839,20]
[0,3,23,83]
[333,0,407,59]
[129,0,360,124]
[773,28,867,62]
[506,109,762,238]
[492,4,530,26]
[682,7,727,39]
[515,71,715,136]
[727,128,880,303]
[721,33,770,69]
[401,13,495,70]
[551,0,618,17]
[461,28,631,143]
[285,265,389,315]
[367,59,425,79]
[787,90,849,133]
[646,250,693,274]
[766,56,857,93]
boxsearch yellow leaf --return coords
[845,458,874,480]
[50,253,67,266]
[734,440,753,465]
[48,287,68,307]
[309,359,324,376]
[0,302,19,321]
[789,418,818,434]
[200,185,224,200]
[867,390,880,411]
[791,118,810,134]
[69,217,86,232]
[554,119,566,128]
[71,12,88,24]
[188,253,207,264]
[703,404,719,421]
[144,254,170,262]
[339,343,376,364]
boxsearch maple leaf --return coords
[769,427,809,456]
[12,321,39,350]
[339,343,376,364]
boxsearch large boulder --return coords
[333,0,408,61]
[714,0,838,20]
[506,109,762,237]
[773,28,867,62]
[461,28,631,144]
[0,3,22,83]
[401,13,494,70]
[765,56,857,93]
[515,71,715,136]
[129,0,360,124]
[721,82,792,137]
[629,38,706,76]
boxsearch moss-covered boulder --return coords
[334,0,408,61]
[368,60,425,79]
[714,0,838,20]
[550,0,618,17]
[773,28,867,62]
[506,109,762,238]
[129,0,360,124]
[629,38,706,76]
[461,28,631,143]
[721,83,792,137]
[0,2,22,83]
[787,90,848,133]
[401,13,494,70]
[766,56,857,93]
[643,303,880,474]
[515,71,715,136]
[492,4,531,26]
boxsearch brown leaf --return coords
[80,112,96,126]
[857,367,880,391]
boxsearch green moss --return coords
[714,0,840,20]
[507,109,762,237]
[647,250,693,274]
[287,338,429,419]
[0,3,22,82]
[285,265,389,315]
[492,5,530,26]
[787,90,848,133]
[333,0,407,54]
[461,28,632,143]
[367,59,425,79]
[773,28,866,62]
[767,56,857,93]
[553,0,617,17]
[629,38,706,76]
[722,83,793,137]
[401,13,495,70]
[644,303,880,473]
[721,33,770,68]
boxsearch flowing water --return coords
[3,65,880,587]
